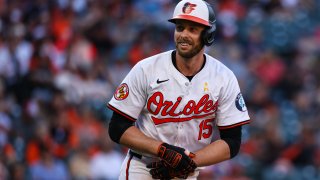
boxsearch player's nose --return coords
[179,28,191,38]
[181,28,190,36]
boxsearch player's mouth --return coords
[178,42,192,49]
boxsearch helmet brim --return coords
[168,15,211,27]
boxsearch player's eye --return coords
[189,26,200,33]
[176,25,184,32]
[189,27,195,32]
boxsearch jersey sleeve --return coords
[215,71,250,129]
[108,62,147,121]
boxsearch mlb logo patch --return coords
[235,93,247,112]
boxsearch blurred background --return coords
[0,0,320,179]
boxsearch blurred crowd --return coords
[0,0,320,179]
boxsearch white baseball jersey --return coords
[108,50,250,154]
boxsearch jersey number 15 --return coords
[198,119,214,140]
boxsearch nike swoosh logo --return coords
[157,79,169,84]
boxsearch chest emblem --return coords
[147,92,218,125]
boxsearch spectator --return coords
[28,143,69,180]
[89,136,124,179]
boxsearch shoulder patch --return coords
[114,83,129,101]
[235,93,247,112]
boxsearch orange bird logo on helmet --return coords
[182,2,197,14]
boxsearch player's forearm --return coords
[192,139,231,167]
[119,126,162,156]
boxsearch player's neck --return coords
[175,51,205,77]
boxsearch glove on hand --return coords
[155,143,197,175]
[147,160,190,179]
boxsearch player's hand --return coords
[156,143,197,175]
[147,160,190,179]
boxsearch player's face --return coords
[174,20,205,59]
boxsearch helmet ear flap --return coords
[202,23,216,46]
[202,1,216,46]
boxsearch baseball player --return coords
[107,0,250,179]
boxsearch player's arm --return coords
[108,111,162,156]
[109,111,197,176]
[191,125,242,167]
[191,69,250,167]
[108,62,196,174]
[107,61,163,155]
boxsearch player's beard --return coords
[175,38,204,59]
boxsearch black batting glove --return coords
[156,143,197,175]
[147,160,190,179]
